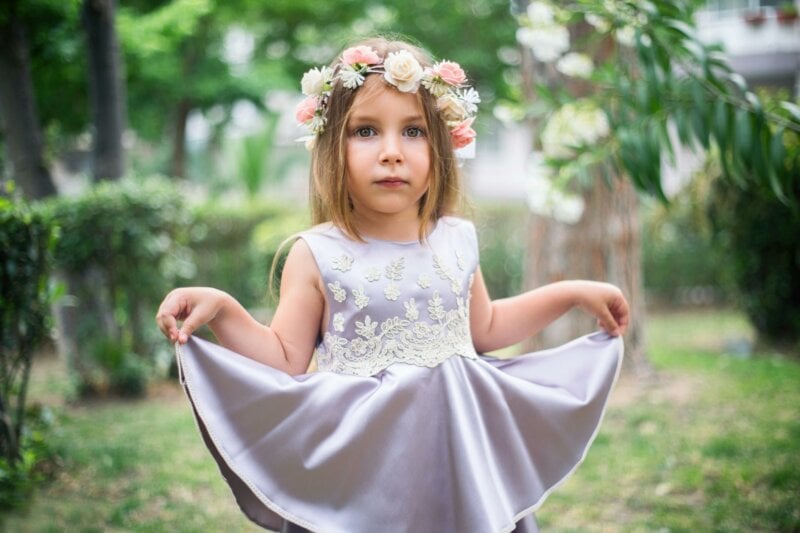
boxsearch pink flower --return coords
[342,46,381,66]
[434,61,466,86]
[450,118,476,149]
[295,96,318,123]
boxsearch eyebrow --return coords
[348,113,425,123]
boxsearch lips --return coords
[375,177,408,187]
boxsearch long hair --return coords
[309,37,465,242]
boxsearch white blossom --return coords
[525,152,586,224]
[526,2,555,25]
[516,25,570,63]
[338,66,365,89]
[615,26,636,47]
[585,13,611,33]
[540,100,609,159]
[556,53,594,79]
[383,50,424,93]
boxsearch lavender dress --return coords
[175,217,623,533]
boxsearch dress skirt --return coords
[176,331,623,532]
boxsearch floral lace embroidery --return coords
[316,289,477,376]
[333,313,345,332]
[332,254,354,272]
[384,283,401,301]
[385,257,405,281]
[365,267,381,282]
[417,274,431,289]
[328,281,347,302]
[433,253,462,295]
[352,287,370,309]
[456,250,465,271]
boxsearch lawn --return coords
[4,308,799,532]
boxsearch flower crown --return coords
[295,45,480,151]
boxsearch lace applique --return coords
[456,250,465,271]
[433,254,462,295]
[384,283,401,301]
[328,281,347,303]
[385,257,405,281]
[365,267,381,282]
[332,254,354,272]
[404,298,419,320]
[352,287,370,309]
[417,274,431,289]
[333,313,345,332]
[316,290,477,376]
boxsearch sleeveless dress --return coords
[175,217,623,533]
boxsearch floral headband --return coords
[295,45,480,151]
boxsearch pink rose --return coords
[450,118,476,149]
[342,46,381,66]
[295,96,318,123]
[434,61,466,86]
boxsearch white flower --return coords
[460,87,481,115]
[328,281,347,303]
[525,151,586,224]
[383,50,424,93]
[417,274,431,289]
[365,267,381,282]
[300,67,331,96]
[352,287,370,310]
[516,25,570,63]
[527,2,555,25]
[333,313,344,332]
[332,254,353,272]
[404,299,419,321]
[437,93,468,123]
[540,100,609,159]
[338,65,365,89]
[309,114,326,135]
[384,283,401,301]
[615,26,636,47]
[585,13,611,33]
[556,53,594,79]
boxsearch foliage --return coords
[511,0,799,205]
[190,200,307,310]
[0,197,58,510]
[473,202,527,299]
[708,173,800,350]
[42,176,193,396]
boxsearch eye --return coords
[354,126,376,137]
[405,126,426,138]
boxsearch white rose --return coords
[383,50,423,93]
[437,94,468,123]
[556,53,594,79]
[301,67,325,96]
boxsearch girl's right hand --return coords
[155,287,228,344]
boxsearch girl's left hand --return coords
[574,281,630,337]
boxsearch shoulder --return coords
[437,216,478,243]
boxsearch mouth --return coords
[375,177,408,188]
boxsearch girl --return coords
[157,37,628,533]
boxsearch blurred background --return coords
[1,0,798,531]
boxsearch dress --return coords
[175,216,623,533]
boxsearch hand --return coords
[574,281,630,337]
[155,287,228,344]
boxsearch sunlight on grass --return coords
[4,308,799,532]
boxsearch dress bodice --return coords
[299,217,480,376]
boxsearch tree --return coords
[510,0,799,371]
[0,0,57,199]
[82,0,127,181]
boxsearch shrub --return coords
[43,176,192,396]
[0,197,59,509]
[474,202,527,299]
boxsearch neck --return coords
[351,211,428,242]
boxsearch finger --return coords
[178,314,204,344]
[596,307,621,336]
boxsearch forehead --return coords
[348,76,425,117]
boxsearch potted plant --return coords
[777,2,799,23]
[743,8,767,26]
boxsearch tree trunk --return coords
[523,178,650,374]
[82,0,126,181]
[0,1,57,199]
[170,98,191,179]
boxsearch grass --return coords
[4,308,799,532]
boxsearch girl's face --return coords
[345,83,431,226]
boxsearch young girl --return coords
[157,37,628,533]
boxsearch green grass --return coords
[4,308,799,532]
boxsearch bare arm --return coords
[155,239,324,375]
[469,267,629,354]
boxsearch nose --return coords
[379,133,404,165]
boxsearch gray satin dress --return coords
[175,217,623,533]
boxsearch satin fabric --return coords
[176,331,622,532]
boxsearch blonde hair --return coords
[309,37,465,242]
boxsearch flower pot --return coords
[777,10,799,24]
[743,11,767,26]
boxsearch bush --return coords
[473,202,527,300]
[43,176,192,396]
[0,197,59,510]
